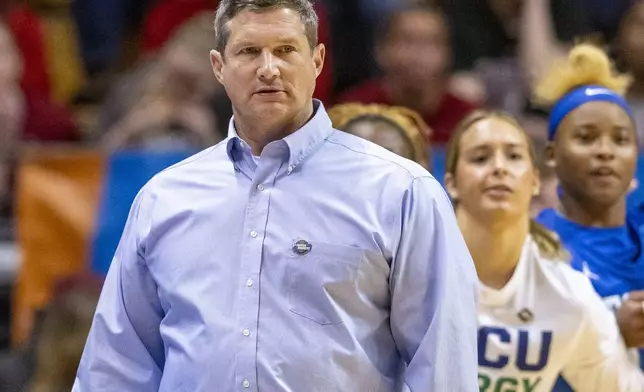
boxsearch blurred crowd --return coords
[0,0,643,390]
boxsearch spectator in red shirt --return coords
[5,5,49,99]
[338,4,477,145]
[0,19,77,143]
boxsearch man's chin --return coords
[251,103,289,117]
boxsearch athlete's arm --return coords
[562,277,644,391]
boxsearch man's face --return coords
[378,10,450,86]
[211,8,324,129]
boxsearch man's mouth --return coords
[255,87,284,95]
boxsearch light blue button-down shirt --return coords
[74,101,478,391]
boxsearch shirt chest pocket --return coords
[287,242,364,325]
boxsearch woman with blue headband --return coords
[534,43,644,391]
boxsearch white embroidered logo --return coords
[584,87,611,96]
[581,261,599,280]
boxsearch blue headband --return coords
[547,85,633,140]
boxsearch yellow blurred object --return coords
[41,14,86,104]
[12,146,104,346]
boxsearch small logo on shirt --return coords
[581,261,599,281]
[517,308,534,323]
[293,240,312,255]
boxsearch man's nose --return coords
[257,51,280,81]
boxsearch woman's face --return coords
[548,101,637,207]
[446,117,539,222]
[345,118,414,160]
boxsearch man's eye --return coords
[279,46,296,53]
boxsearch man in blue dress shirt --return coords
[73,1,478,390]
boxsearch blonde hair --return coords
[534,43,632,106]
[445,110,568,261]
[328,103,431,169]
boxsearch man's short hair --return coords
[214,0,319,54]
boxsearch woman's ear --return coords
[532,169,542,196]
[444,172,459,202]
[543,142,556,170]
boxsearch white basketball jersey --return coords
[477,236,644,392]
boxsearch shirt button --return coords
[257,184,264,191]
[250,230,258,238]
[242,328,250,336]
[246,279,253,287]
[287,165,294,174]
[243,380,250,388]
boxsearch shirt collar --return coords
[226,100,334,171]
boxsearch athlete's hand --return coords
[616,290,644,348]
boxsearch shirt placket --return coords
[234,154,282,391]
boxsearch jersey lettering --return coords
[478,326,553,371]
[479,327,510,368]
[479,373,541,392]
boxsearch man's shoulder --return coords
[324,129,431,181]
[139,141,229,197]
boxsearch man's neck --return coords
[382,76,444,115]
[457,209,529,290]
[234,103,315,156]
[559,193,626,228]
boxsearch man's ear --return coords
[312,43,325,78]
[210,50,225,84]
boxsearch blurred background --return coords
[0,0,643,390]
